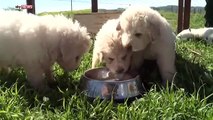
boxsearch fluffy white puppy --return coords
[0,11,91,91]
[176,27,213,44]
[92,19,132,78]
[116,6,176,85]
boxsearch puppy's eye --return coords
[122,54,127,60]
[108,57,114,62]
[135,33,142,38]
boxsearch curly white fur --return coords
[116,6,176,85]
[0,11,91,91]
[92,19,132,77]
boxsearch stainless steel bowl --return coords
[79,67,145,101]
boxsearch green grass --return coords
[0,10,213,119]
[160,10,206,32]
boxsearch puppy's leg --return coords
[130,51,144,73]
[45,69,54,80]
[45,68,58,87]
[24,65,51,92]
[157,53,176,86]
[0,66,11,74]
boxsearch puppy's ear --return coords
[92,52,104,68]
[116,21,121,31]
[139,15,160,41]
[98,52,104,63]
[147,18,161,41]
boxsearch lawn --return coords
[0,10,213,119]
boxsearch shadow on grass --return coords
[0,67,81,108]
[138,53,213,102]
[175,53,213,102]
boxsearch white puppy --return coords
[116,6,176,85]
[176,28,213,44]
[92,19,132,78]
[0,11,91,91]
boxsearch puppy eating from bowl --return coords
[116,6,176,85]
[92,19,132,80]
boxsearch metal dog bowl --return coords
[79,67,145,102]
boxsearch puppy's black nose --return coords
[116,68,124,73]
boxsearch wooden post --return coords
[91,0,98,12]
[71,0,73,11]
[26,0,35,14]
[177,0,184,33]
[183,0,191,29]
[177,0,191,33]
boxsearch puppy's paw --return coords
[48,80,58,89]
[29,81,53,94]
[37,85,55,95]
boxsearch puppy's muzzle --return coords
[116,67,125,74]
